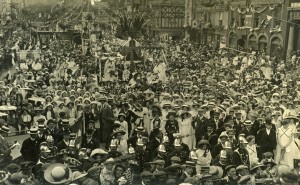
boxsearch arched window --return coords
[248,34,257,50]
[270,37,282,56]
[229,32,237,49]
[258,35,268,51]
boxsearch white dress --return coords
[119,121,128,140]
[179,117,194,149]
[246,144,258,166]
[275,125,300,168]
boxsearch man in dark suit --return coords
[0,126,14,164]
[192,108,208,144]
[213,133,228,158]
[178,161,195,184]
[232,137,249,166]
[239,120,256,138]
[209,111,224,131]
[45,119,57,140]
[57,130,71,152]
[256,121,276,160]
[55,119,71,145]
[203,123,218,147]
[21,127,40,163]
[167,134,190,166]
[233,111,244,138]
[36,124,47,145]
[81,128,99,155]
[99,99,114,147]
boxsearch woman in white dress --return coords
[246,135,258,166]
[179,111,194,149]
[195,140,212,174]
[275,119,300,168]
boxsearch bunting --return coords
[230,4,276,15]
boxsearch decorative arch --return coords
[228,31,237,48]
[257,33,269,51]
[270,35,283,56]
[247,33,257,50]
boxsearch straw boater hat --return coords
[28,127,38,135]
[44,163,72,184]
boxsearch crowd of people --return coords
[0,24,300,185]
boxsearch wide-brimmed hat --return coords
[0,125,10,133]
[71,171,87,182]
[151,159,165,166]
[236,165,249,172]
[103,158,116,165]
[209,166,223,179]
[28,127,38,135]
[112,129,126,137]
[197,140,210,147]
[262,159,277,167]
[90,148,108,158]
[219,132,228,139]
[243,120,253,126]
[250,163,266,173]
[44,163,72,185]
[3,173,23,185]
[180,111,192,118]
[118,113,126,119]
[166,111,177,119]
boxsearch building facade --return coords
[189,0,229,45]
[227,0,291,57]
[146,0,185,40]
[287,1,300,57]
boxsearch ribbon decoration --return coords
[250,5,269,14]
[237,7,249,14]
[231,4,276,14]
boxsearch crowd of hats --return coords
[1,23,300,185]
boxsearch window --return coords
[273,5,281,28]
[240,9,246,26]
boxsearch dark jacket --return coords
[192,115,208,143]
[21,138,40,163]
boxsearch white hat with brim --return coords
[103,158,116,165]
[90,148,108,158]
[44,163,72,185]
[71,171,88,181]
[28,127,38,135]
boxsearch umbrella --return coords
[0,105,17,111]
